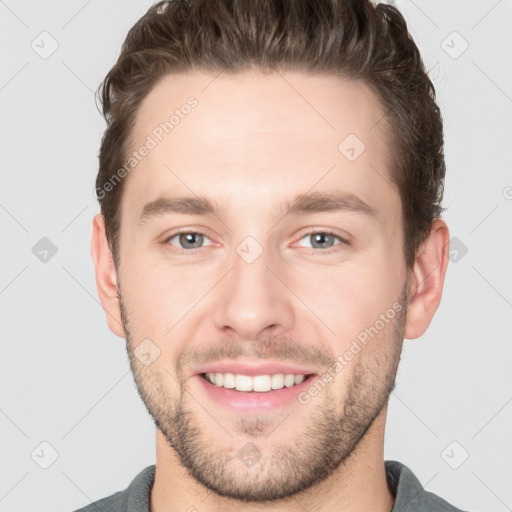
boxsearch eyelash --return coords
[162,230,349,255]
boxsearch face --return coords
[112,70,410,501]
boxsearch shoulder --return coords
[385,460,468,512]
[70,465,156,512]
[71,490,126,512]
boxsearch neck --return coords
[150,406,395,512]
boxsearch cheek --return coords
[119,256,220,342]
[293,258,403,333]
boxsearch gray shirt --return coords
[71,460,467,511]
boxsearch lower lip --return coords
[195,374,317,412]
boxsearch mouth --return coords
[201,372,314,392]
[194,370,318,412]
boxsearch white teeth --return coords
[235,374,252,391]
[284,374,295,387]
[294,375,305,385]
[204,372,307,392]
[253,375,272,392]
[271,374,284,389]
[223,372,235,388]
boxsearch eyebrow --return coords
[138,191,377,224]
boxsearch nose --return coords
[212,243,295,341]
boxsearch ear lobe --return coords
[91,213,125,338]
[404,218,450,340]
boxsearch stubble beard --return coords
[120,287,407,502]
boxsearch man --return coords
[77,0,465,510]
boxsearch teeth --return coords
[205,372,306,392]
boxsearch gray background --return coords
[0,1,511,511]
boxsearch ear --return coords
[404,218,450,340]
[91,213,125,338]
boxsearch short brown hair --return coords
[96,0,445,268]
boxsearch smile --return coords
[203,372,309,392]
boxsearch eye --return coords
[164,231,213,250]
[296,231,348,252]
[162,230,348,253]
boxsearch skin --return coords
[91,70,450,512]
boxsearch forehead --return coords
[123,70,398,224]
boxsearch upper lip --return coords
[194,360,317,377]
